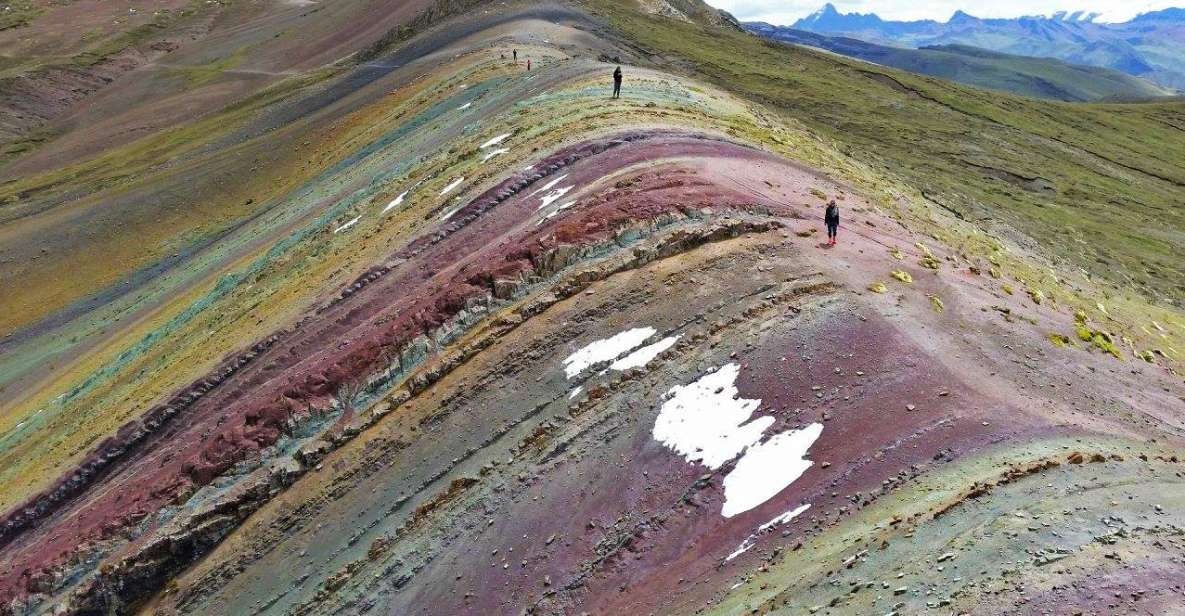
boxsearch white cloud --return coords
[708,0,1183,25]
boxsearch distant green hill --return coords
[744,24,1176,102]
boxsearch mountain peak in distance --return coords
[794,2,885,30]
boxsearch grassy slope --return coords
[747,26,1172,102]
[0,0,42,33]
[919,44,1174,101]
[590,0,1185,306]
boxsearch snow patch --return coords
[457,102,472,110]
[651,364,824,518]
[439,177,464,196]
[563,327,656,379]
[438,203,464,221]
[610,336,680,371]
[529,174,568,196]
[381,190,408,214]
[480,133,512,149]
[334,216,360,233]
[725,537,756,562]
[726,503,811,565]
[652,363,773,469]
[538,185,574,210]
[758,503,811,531]
[482,147,509,162]
[721,424,823,518]
[538,200,577,225]
[568,386,583,400]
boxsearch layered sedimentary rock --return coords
[0,1,1182,615]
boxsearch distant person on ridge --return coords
[612,66,623,98]
[527,58,531,71]
[513,49,517,62]
[824,200,840,246]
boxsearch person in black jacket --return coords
[824,200,840,246]
[612,66,623,98]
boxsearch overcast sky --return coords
[707,1,1183,25]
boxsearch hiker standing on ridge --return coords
[824,200,840,246]
[513,49,517,62]
[612,66,623,98]
[527,58,532,71]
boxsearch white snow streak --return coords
[725,537,756,561]
[439,177,464,196]
[610,336,680,371]
[529,174,568,196]
[538,200,577,225]
[334,216,361,233]
[562,327,656,379]
[482,147,510,162]
[438,203,464,221]
[479,133,512,149]
[381,190,408,214]
[758,503,811,531]
[727,503,811,564]
[538,185,574,210]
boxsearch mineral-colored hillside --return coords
[0,1,1183,615]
